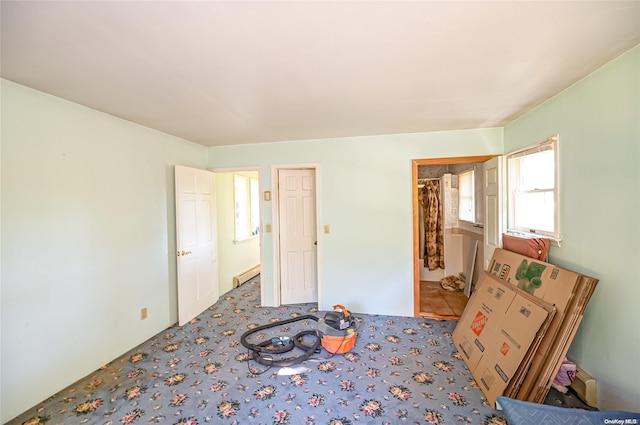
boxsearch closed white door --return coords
[175,165,219,325]
[278,169,318,305]
[483,157,504,270]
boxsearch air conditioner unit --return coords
[570,365,597,408]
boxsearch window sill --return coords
[233,235,260,244]
[457,220,484,235]
[505,230,561,247]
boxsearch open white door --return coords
[277,169,318,305]
[175,165,219,325]
[483,156,504,270]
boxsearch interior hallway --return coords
[419,280,468,320]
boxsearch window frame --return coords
[233,174,260,242]
[458,168,476,223]
[506,135,560,241]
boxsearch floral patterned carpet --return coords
[10,277,509,425]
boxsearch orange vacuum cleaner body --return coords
[318,304,358,354]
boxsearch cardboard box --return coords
[486,249,598,402]
[533,314,584,402]
[453,273,554,407]
[506,273,597,401]
[472,282,553,406]
[487,249,583,355]
[455,249,598,404]
[452,276,517,371]
[517,303,585,400]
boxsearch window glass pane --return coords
[518,150,554,190]
[234,175,249,240]
[458,170,475,222]
[250,178,260,236]
[513,191,554,232]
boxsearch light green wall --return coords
[504,45,640,411]
[208,129,503,315]
[0,80,207,422]
[215,171,261,295]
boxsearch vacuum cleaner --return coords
[317,304,358,354]
[240,304,358,367]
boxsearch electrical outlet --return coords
[141,308,147,320]
[324,225,330,234]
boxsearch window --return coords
[458,169,475,222]
[234,174,260,241]
[250,177,260,236]
[507,135,559,239]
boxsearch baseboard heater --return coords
[233,265,261,288]
[570,365,597,408]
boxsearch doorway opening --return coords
[211,167,263,301]
[412,156,496,318]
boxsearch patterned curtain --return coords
[419,180,445,270]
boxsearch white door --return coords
[278,169,318,305]
[175,165,219,325]
[483,157,504,270]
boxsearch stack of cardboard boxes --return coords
[452,248,599,407]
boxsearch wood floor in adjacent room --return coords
[419,280,468,320]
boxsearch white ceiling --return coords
[2,1,639,147]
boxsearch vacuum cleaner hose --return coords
[240,315,321,367]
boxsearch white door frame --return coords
[483,156,506,270]
[272,163,322,308]
[412,156,497,317]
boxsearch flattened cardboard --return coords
[516,275,597,401]
[470,283,552,407]
[452,276,516,371]
[531,314,584,403]
[487,249,598,403]
[487,249,582,356]
[453,274,554,407]
[454,248,599,404]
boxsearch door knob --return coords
[177,250,193,256]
